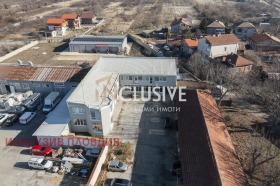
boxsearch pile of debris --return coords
[64,148,83,158]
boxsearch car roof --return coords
[109,160,120,166]
[32,145,42,149]
[29,157,43,163]
[114,178,130,184]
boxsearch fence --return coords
[86,145,109,186]
[0,41,39,63]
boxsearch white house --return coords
[66,57,178,137]
[198,34,239,58]
[234,22,256,39]
[69,35,128,53]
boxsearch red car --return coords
[30,145,52,156]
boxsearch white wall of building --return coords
[198,38,238,58]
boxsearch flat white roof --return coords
[33,89,74,137]
[67,57,177,107]
[69,35,127,45]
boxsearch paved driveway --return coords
[108,100,178,186]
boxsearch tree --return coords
[199,18,208,32]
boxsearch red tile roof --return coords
[0,65,86,83]
[207,20,225,28]
[177,89,247,186]
[205,34,239,46]
[61,13,79,20]
[225,54,253,67]
[184,38,198,48]
[251,32,280,43]
[81,13,95,19]
[47,18,65,25]
[171,18,191,26]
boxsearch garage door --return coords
[98,47,108,53]
[109,47,119,53]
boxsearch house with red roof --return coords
[61,13,81,29]
[198,34,239,58]
[250,32,280,52]
[46,18,68,36]
[223,53,254,73]
[170,17,191,34]
[81,13,96,24]
[182,38,198,56]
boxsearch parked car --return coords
[104,178,132,186]
[108,160,128,172]
[43,92,60,113]
[19,112,36,125]
[4,114,19,126]
[28,157,53,170]
[0,113,9,125]
[30,145,52,156]
[86,148,101,158]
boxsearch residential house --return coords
[250,32,280,52]
[176,89,247,186]
[223,53,254,73]
[170,18,191,34]
[46,18,68,36]
[61,14,81,29]
[182,38,199,56]
[234,22,256,39]
[0,65,88,95]
[81,13,96,24]
[207,20,226,35]
[198,34,239,58]
[67,57,177,137]
[69,35,128,53]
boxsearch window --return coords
[22,83,30,89]
[42,84,49,88]
[237,28,242,33]
[138,76,142,81]
[224,47,227,51]
[146,77,149,81]
[129,76,132,80]
[74,119,87,126]
[91,109,101,120]
[54,83,64,87]
[159,77,166,81]
[72,107,85,114]
[33,83,40,87]
[14,83,21,89]
[136,86,141,91]
[155,77,159,81]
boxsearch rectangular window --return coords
[155,77,159,81]
[54,83,64,87]
[136,86,141,91]
[33,83,40,87]
[74,119,87,126]
[162,77,166,81]
[129,76,132,80]
[138,76,142,81]
[42,84,50,88]
[14,83,21,89]
[22,83,30,89]
[72,107,85,114]
[91,109,101,120]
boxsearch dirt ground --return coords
[221,95,280,186]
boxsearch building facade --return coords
[67,57,178,137]
[207,20,226,35]
[234,22,256,39]
[198,34,239,58]
[69,35,128,53]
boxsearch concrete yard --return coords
[107,99,178,186]
[0,110,86,186]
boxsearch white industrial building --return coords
[67,57,178,137]
[68,35,128,53]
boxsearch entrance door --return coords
[5,85,11,93]
[149,77,153,84]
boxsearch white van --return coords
[62,157,84,165]
[28,157,53,170]
[43,92,60,113]
[19,112,36,125]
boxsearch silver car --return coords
[108,160,128,172]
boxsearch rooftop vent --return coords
[27,61,33,66]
